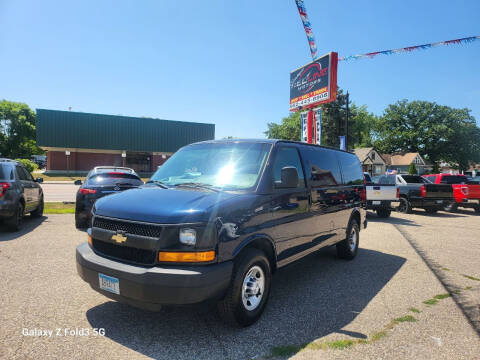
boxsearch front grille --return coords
[92,239,156,265]
[93,216,163,238]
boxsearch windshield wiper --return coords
[173,182,220,192]
[146,180,169,189]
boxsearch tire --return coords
[75,214,88,229]
[30,196,44,218]
[5,202,25,232]
[444,203,458,212]
[474,206,480,214]
[336,220,360,260]
[376,208,391,218]
[425,208,438,214]
[397,197,412,214]
[217,248,272,327]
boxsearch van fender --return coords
[232,233,278,271]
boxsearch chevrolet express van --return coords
[76,140,366,326]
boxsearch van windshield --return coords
[149,142,271,190]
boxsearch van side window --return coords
[301,147,341,186]
[336,152,363,185]
[272,147,305,188]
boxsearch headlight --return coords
[179,228,196,246]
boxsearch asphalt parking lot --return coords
[1,210,479,359]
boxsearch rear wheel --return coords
[6,202,24,232]
[217,248,271,327]
[336,220,359,260]
[376,208,391,218]
[30,196,44,218]
[397,197,412,214]
[444,203,458,212]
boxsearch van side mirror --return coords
[35,177,43,183]
[275,166,299,188]
[74,180,82,185]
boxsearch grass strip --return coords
[44,202,76,214]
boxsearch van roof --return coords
[192,139,353,154]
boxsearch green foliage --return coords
[0,100,44,159]
[374,100,480,171]
[265,88,379,149]
[15,158,38,173]
[408,163,417,175]
[264,112,301,141]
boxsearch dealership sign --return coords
[290,52,338,111]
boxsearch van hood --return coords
[93,186,240,224]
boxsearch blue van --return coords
[76,140,366,326]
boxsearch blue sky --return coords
[1,0,479,139]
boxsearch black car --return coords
[76,140,367,326]
[75,167,143,229]
[0,159,44,231]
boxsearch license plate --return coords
[98,273,120,294]
[436,200,443,204]
[372,201,381,205]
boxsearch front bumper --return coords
[76,243,233,311]
[457,198,480,208]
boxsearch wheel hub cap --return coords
[241,265,265,311]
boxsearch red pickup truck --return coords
[422,174,480,213]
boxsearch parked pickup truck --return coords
[422,174,480,213]
[377,174,453,214]
[364,172,399,218]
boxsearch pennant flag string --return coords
[295,0,318,60]
[339,36,480,62]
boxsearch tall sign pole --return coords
[345,91,349,150]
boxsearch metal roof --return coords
[36,109,215,153]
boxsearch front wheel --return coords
[30,196,44,218]
[336,220,359,260]
[217,248,271,327]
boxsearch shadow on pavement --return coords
[87,247,406,360]
[412,210,465,218]
[368,214,420,227]
[0,215,46,241]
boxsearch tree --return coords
[408,163,417,175]
[265,88,378,149]
[0,100,43,158]
[374,100,480,171]
[264,112,301,141]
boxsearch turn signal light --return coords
[88,234,93,246]
[80,188,97,195]
[158,251,215,263]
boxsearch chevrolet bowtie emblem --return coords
[112,233,127,244]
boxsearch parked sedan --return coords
[75,167,143,228]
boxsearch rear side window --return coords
[0,165,15,180]
[440,175,468,184]
[300,146,341,186]
[88,173,143,186]
[272,147,305,188]
[337,152,363,185]
[401,175,426,183]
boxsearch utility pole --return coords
[345,91,350,151]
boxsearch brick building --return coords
[36,109,215,173]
